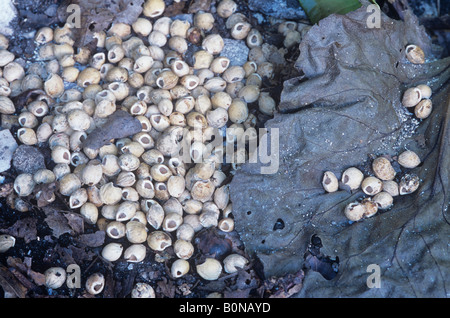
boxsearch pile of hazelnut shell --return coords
[0,0,308,297]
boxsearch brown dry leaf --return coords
[268,270,304,298]
[42,206,85,237]
[114,270,137,298]
[222,268,261,298]
[75,230,105,248]
[303,235,339,281]
[55,244,97,265]
[257,270,305,298]
[157,276,176,298]
[64,212,84,235]
[0,264,28,298]
[177,283,193,296]
[82,110,142,150]
[1,217,37,244]
[44,211,73,238]
[7,257,46,287]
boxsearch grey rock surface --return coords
[12,144,46,174]
[248,0,307,20]
[220,39,249,66]
[0,129,18,173]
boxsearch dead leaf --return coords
[114,269,137,298]
[64,212,84,235]
[0,264,28,298]
[1,217,37,244]
[222,268,259,298]
[75,230,105,248]
[177,283,193,296]
[303,235,339,281]
[259,271,303,298]
[43,207,73,238]
[157,276,176,298]
[82,110,142,150]
[6,257,46,287]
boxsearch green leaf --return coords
[298,0,362,24]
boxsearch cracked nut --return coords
[344,201,366,221]
[0,234,15,253]
[162,212,183,232]
[196,257,222,281]
[322,171,339,193]
[143,0,165,18]
[124,243,147,263]
[147,230,172,251]
[171,258,190,278]
[101,242,123,262]
[223,254,248,273]
[373,191,394,210]
[341,167,364,190]
[131,282,155,298]
[69,188,88,209]
[99,182,123,205]
[362,198,378,218]
[218,217,234,232]
[44,267,67,289]
[414,98,432,119]
[382,180,399,197]
[372,156,396,181]
[402,87,422,107]
[44,267,66,289]
[397,150,421,169]
[14,173,35,197]
[126,220,148,243]
[361,176,383,196]
[106,221,126,239]
[399,173,420,195]
[85,273,105,295]
[174,239,195,259]
[217,0,237,18]
[416,84,432,99]
[405,44,425,64]
[176,223,195,241]
[80,202,99,225]
[116,201,137,222]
